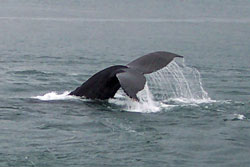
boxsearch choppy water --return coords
[1,1,250,167]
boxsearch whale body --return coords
[69,51,183,101]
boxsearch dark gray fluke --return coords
[127,51,183,74]
[69,51,183,101]
[116,68,146,100]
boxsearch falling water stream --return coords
[146,60,211,102]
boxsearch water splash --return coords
[110,84,175,113]
[146,60,213,104]
[32,91,75,101]
[125,84,161,113]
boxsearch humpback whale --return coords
[69,51,183,101]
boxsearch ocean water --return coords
[0,0,250,166]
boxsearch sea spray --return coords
[146,60,212,103]
[125,83,161,113]
[32,91,76,101]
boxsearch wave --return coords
[8,70,49,75]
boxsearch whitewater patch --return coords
[109,84,176,113]
[234,114,246,120]
[164,97,216,105]
[224,114,247,121]
[32,91,76,101]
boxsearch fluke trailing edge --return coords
[69,51,183,101]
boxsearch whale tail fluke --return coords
[127,51,183,74]
[70,51,184,100]
[116,68,146,101]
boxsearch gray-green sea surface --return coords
[0,1,249,167]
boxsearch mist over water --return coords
[1,1,250,167]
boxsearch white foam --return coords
[233,114,246,120]
[32,91,76,101]
[110,84,175,113]
[165,97,216,104]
